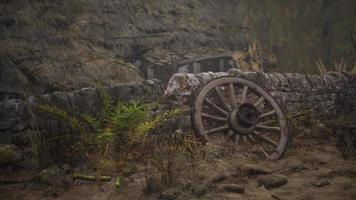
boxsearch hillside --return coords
[0,0,249,95]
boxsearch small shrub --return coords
[316,59,327,75]
[316,58,349,75]
[143,132,201,194]
[33,104,90,167]
[33,87,185,173]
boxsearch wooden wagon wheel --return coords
[191,76,289,160]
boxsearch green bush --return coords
[33,87,183,171]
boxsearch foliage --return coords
[239,0,356,73]
[98,88,116,125]
[36,104,83,131]
[33,87,185,173]
[144,132,201,194]
[30,127,45,168]
[112,102,148,133]
[81,114,101,134]
[352,62,356,74]
[33,104,90,167]
[316,58,348,75]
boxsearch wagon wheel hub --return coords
[191,76,290,160]
[229,103,259,135]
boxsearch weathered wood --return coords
[191,76,289,160]
[73,173,112,182]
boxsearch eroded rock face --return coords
[0,0,249,97]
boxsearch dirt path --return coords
[1,130,356,200]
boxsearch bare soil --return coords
[1,129,356,200]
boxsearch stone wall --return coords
[1,70,356,149]
[164,70,356,117]
[142,53,235,84]
[0,80,162,145]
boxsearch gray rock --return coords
[11,130,31,146]
[194,171,231,196]
[241,164,272,177]
[159,188,180,200]
[0,121,14,131]
[193,183,211,197]
[257,174,288,189]
[219,184,245,194]
[206,171,231,184]
[246,186,274,200]
[313,179,330,187]
[10,124,26,132]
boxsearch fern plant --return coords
[112,102,147,132]
[81,114,101,133]
[98,87,116,125]
[36,104,83,131]
[34,85,185,170]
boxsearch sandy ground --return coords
[1,129,356,200]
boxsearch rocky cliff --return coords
[0,0,248,96]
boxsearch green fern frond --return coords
[97,87,116,125]
[135,107,183,136]
[164,107,184,119]
[81,114,101,133]
[36,104,82,130]
[112,101,147,131]
[97,128,114,144]
[135,117,161,136]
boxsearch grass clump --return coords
[143,132,201,195]
[31,87,208,196]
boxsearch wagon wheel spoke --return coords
[234,134,240,144]
[225,130,235,143]
[254,96,265,107]
[259,119,278,126]
[259,110,276,119]
[228,83,237,109]
[258,146,270,158]
[204,98,228,116]
[214,86,231,111]
[202,112,227,122]
[248,134,256,142]
[242,136,251,145]
[253,131,278,146]
[240,86,248,104]
[256,124,281,132]
[206,124,229,135]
